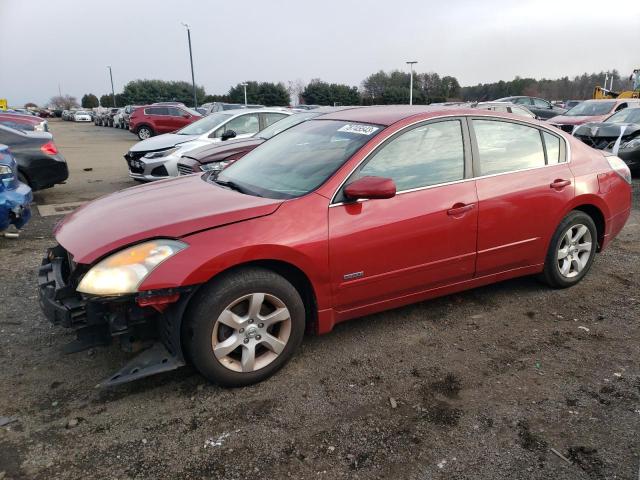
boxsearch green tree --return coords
[121,79,206,107]
[301,79,360,106]
[81,93,99,108]
[227,81,290,106]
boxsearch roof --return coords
[317,105,461,126]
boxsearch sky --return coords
[1,0,639,106]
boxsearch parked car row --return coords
[62,109,95,122]
[39,104,632,388]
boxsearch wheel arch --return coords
[572,203,606,251]
[206,259,319,334]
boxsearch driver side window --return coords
[353,120,465,192]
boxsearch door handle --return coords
[447,203,475,216]
[550,179,571,189]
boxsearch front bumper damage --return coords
[37,245,192,387]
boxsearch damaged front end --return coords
[37,244,194,387]
[574,122,640,170]
[0,145,32,233]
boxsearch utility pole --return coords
[241,83,248,105]
[107,66,115,107]
[182,22,198,108]
[406,61,418,105]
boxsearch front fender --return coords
[139,196,332,309]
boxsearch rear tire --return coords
[184,267,305,387]
[137,126,153,140]
[541,211,597,288]
[17,171,30,187]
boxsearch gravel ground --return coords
[1,121,639,479]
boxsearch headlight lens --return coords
[0,165,13,175]
[144,147,178,159]
[620,138,640,149]
[200,161,229,172]
[77,239,187,295]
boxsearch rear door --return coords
[470,118,574,276]
[328,118,478,312]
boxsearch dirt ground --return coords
[1,120,639,479]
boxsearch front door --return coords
[328,119,478,311]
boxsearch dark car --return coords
[495,96,566,120]
[128,105,202,140]
[177,108,353,175]
[0,125,68,190]
[573,106,640,171]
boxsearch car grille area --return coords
[177,164,195,176]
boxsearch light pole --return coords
[241,82,248,105]
[107,66,115,107]
[406,61,417,105]
[181,22,198,108]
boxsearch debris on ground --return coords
[0,416,18,427]
[389,397,398,409]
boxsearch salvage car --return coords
[177,108,350,175]
[39,106,632,388]
[0,112,49,132]
[73,111,92,122]
[126,109,290,181]
[0,144,32,232]
[548,99,640,133]
[573,106,640,171]
[128,104,202,140]
[0,125,68,190]
[494,96,566,119]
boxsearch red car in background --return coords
[128,104,202,140]
[548,98,640,133]
[39,106,632,388]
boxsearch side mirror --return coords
[344,176,396,201]
[221,129,237,141]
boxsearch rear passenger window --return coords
[144,107,169,116]
[473,120,545,175]
[356,120,464,191]
[543,132,561,164]
[168,107,184,116]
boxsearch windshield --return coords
[605,108,640,124]
[215,120,382,199]
[565,101,616,116]
[258,112,318,140]
[177,112,233,135]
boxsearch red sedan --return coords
[39,106,632,387]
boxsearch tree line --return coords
[48,68,635,110]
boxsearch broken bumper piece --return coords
[37,245,191,386]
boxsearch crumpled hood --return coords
[573,122,640,139]
[547,114,607,126]
[130,133,199,153]
[55,175,283,264]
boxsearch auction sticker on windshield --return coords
[338,124,380,135]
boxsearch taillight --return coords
[605,155,631,185]
[40,141,58,155]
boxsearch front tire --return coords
[541,211,597,288]
[184,268,305,387]
[137,126,153,140]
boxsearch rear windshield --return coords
[565,101,616,116]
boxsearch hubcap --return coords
[557,224,592,278]
[211,293,291,373]
[139,129,150,139]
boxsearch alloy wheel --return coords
[211,293,292,373]
[138,128,151,139]
[557,223,592,278]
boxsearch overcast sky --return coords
[1,0,639,106]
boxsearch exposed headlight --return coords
[143,147,178,159]
[0,165,13,175]
[77,240,187,296]
[620,138,640,150]
[200,161,229,172]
